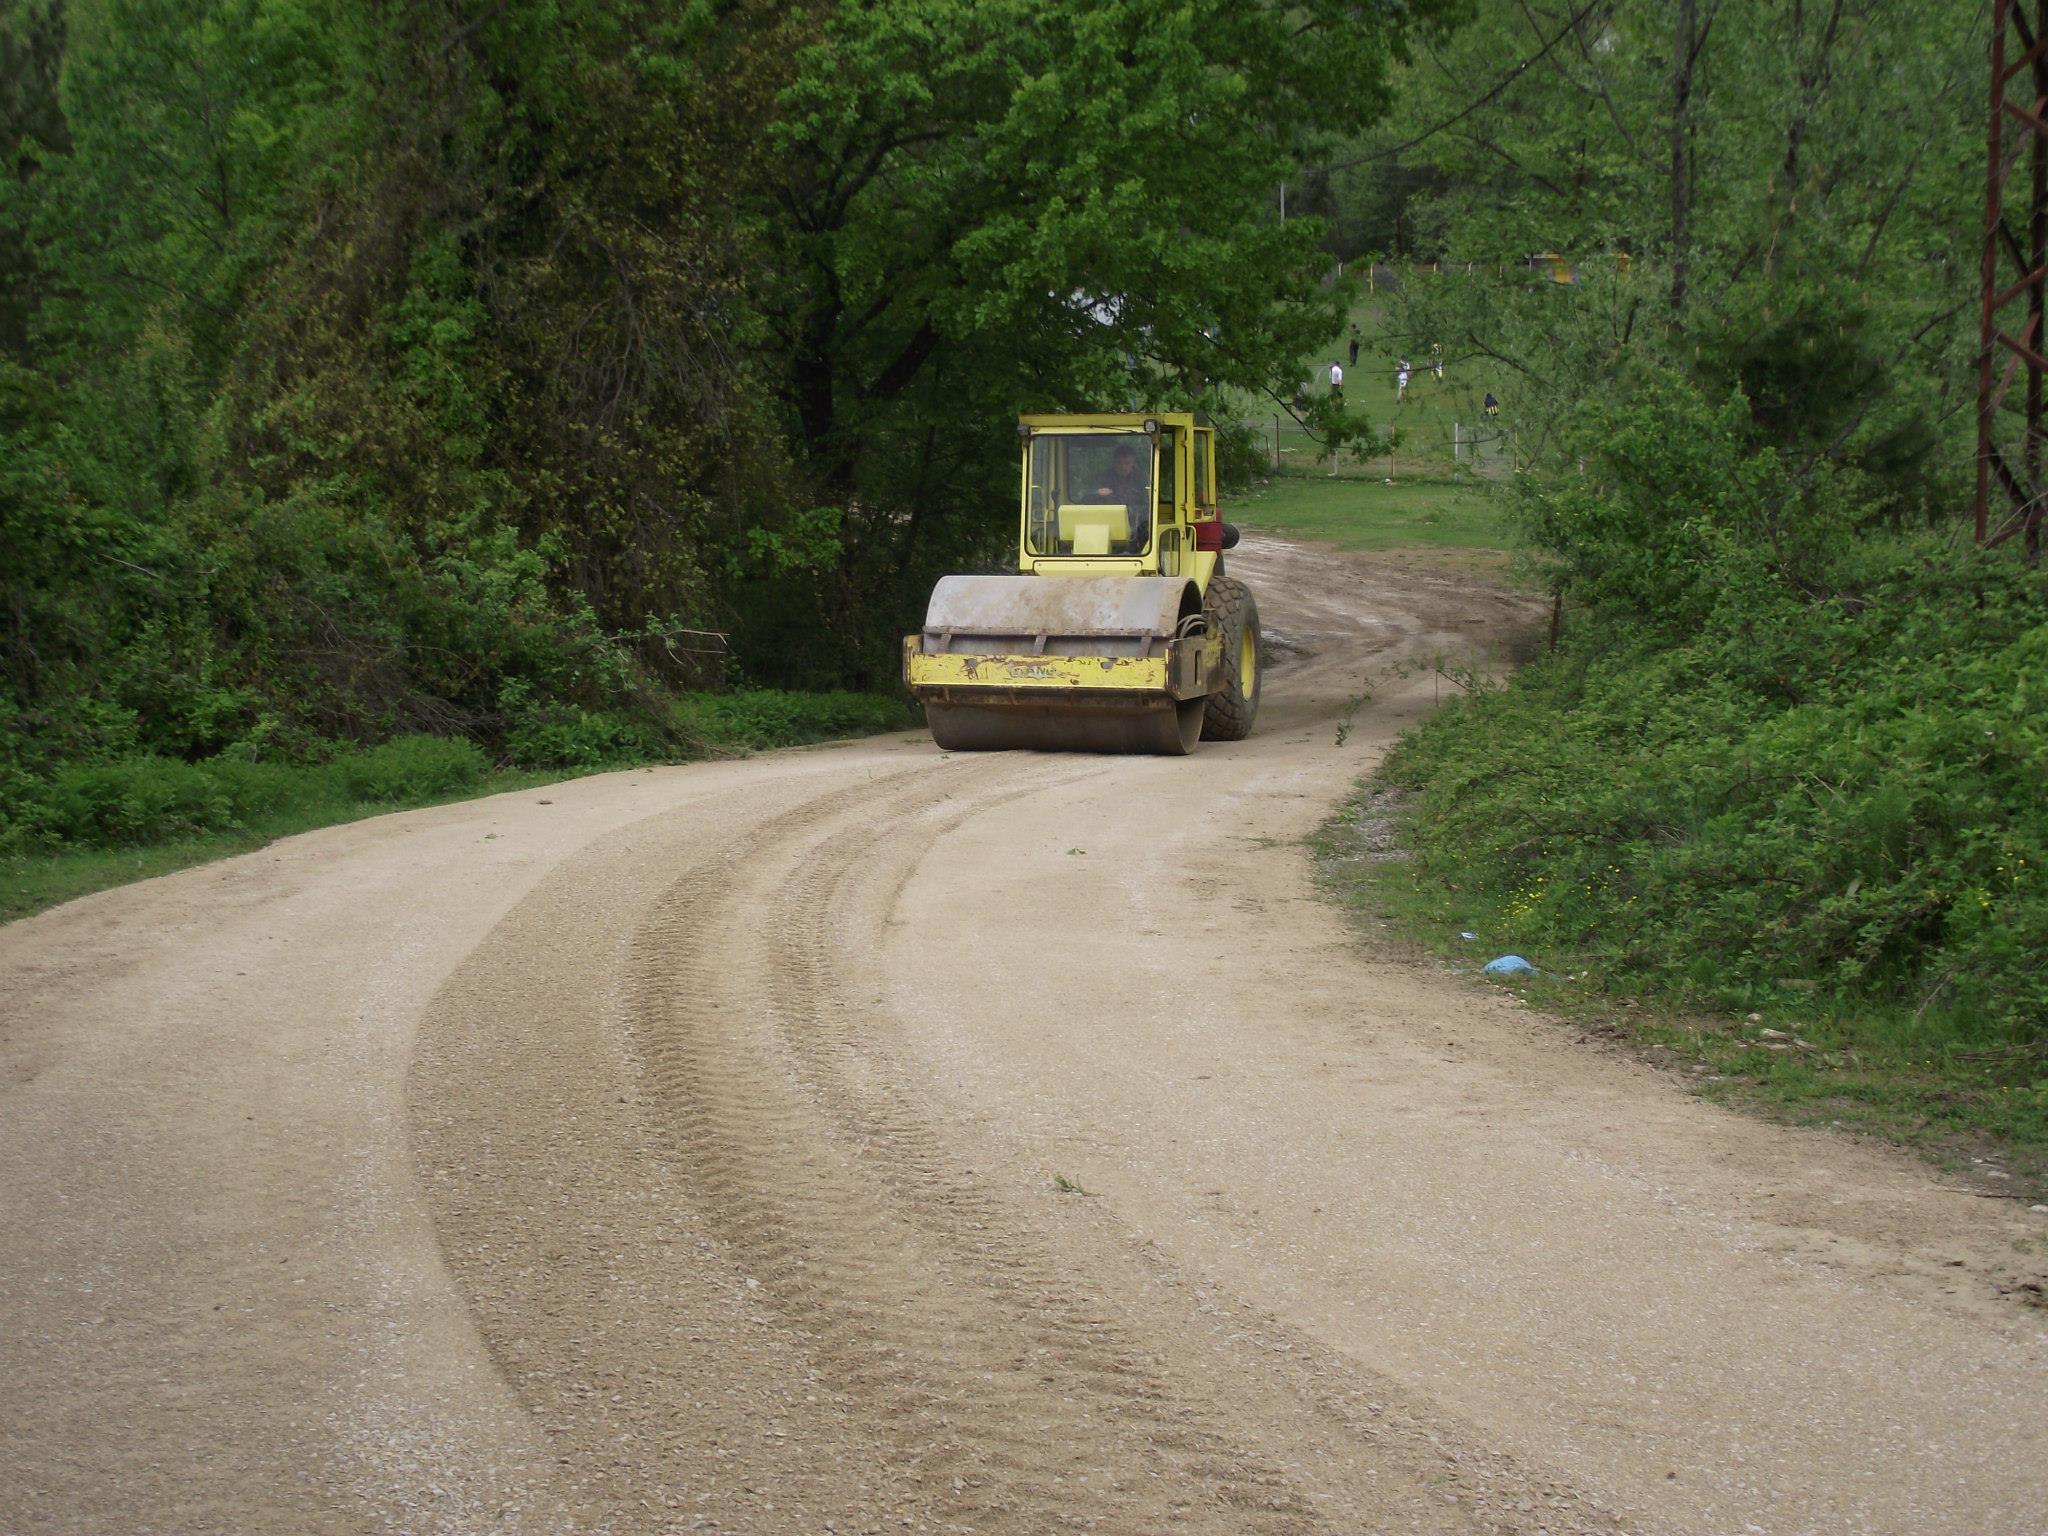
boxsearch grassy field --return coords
[1216,295,1521,560]
[1229,473,1507,553]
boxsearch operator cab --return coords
[1018,412,1232,577]
[1026,429,1155,556]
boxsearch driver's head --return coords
[1112,444,1138,477]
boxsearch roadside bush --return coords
[1381,364,2047,1055]
[199,758,305,823]
[1384,573,2048,1041]
[505,707,659,770]
[674,689,914,752]
[47,757,235,846]
[333,735,486,803]
[0,763,58,856]
[4,755,313,854]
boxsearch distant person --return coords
[1347,326,1361,367]
[1484,390,1500,418]
[1329,360,1345,400]
[1396,359,1411,403]
[1093,442,1150,548]
[1431,342,1444,379]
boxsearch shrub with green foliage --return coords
[9,735,492,853]
[44,757,233,847]
[504,707,660,770]
[674,690,916,753]
[1388,571,2047,1037]
[1383,364,2048,1062]
[199,758,303,823]
[332,735,487,803]
[3,753,305,854]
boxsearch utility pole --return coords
[1977,0,2048,558]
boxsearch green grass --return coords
[1,688,917,927]
[1231,473,1507,553]
[1220,298,1515,559]
[0,764,567,923]
[1314,786,2048,1197]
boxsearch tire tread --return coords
[1200,576,1260,741]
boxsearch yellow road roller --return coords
[903,411,1260,754]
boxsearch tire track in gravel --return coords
[621,758,1341,1534]
[778,773,1632,1536]
[408,760,957,1533]
[413,662,1633,1535]
[608,750,1625,1535]
[15,532,2045,1536]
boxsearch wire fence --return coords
[1243,414,1517,482]
[1332,256,1633,290]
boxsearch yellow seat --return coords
[1057,503,1133,554]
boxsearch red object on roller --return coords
[1193,518,1223,551]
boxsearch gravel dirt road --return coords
[4,536,2045,1536]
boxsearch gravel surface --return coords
[3,536,2044,1535]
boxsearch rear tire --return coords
[1200,577,1261,741]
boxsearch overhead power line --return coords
[1322,0,1605,173]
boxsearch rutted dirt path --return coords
[3,537,2044,1536]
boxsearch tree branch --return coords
[1322,0,1603,171]
[868,319,940,400]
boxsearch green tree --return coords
[0,0,70,356]
[1,0,1460,782]
[751,0,1451,680]
[1320,1,1976,504]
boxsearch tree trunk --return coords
[1670,0,1696,313]
[1767,0,1845,278]
[795,301,843,491]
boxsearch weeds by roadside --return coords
[1,690,918,925]
[1314,784,2048,1198]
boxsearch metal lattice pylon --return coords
[1978,0,2048,557]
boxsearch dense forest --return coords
[0,0,1423,837]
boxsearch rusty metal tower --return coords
[1978,0,2048,558]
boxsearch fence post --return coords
[1271,416,1281,469]
[1453,420,1461,462]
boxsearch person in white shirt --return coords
[1396,359,1411,402]
[1329,360,1345,400]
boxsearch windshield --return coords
[1024,432,1154,557]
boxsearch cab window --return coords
[1024,432,1154,556]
